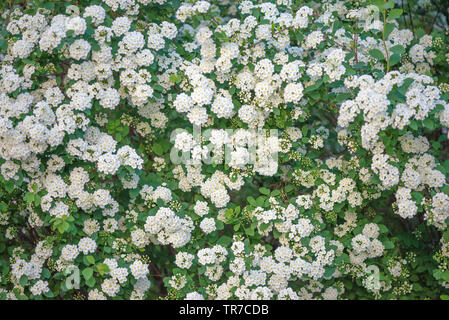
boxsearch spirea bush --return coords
[0,0,449,300]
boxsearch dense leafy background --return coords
[0,0,448,300]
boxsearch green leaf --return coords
[245,227,254,236]
[82,268,93,281]
[383,240,395,249]
[153,85,164,92]
[42,268,51,279]
[378,224,389,234]
[217,236,232,247]
[169,74,178,83]
[216,220,224,230]
[259,187,270,195]
[388,8,403,20]
[441,270,449,282]
[24,192,34,203]
[19,275,28,287]
[153,143,164,156]
[96,263,110,276]
[433,269,443,280]
[0,39,8,51]
[372,0,384,9]
[382,0,395,9]
[302,126,308,137]
[324,267,335,278]
[412,192,424,204]
[62,221,70,232]
[43,2,55,10]
[56,223,65,233]
[443,230,449,243]
[423,118,435,130]
[34,195,41,206]
[247,197,257,206]
[86,255,95,265]
[259,223,269,231]
[256,196,266,207]
[44,290,54,298]
[86,277,96,288]
[369,49,385,61]
[384,23,395,38]
[91,42,101,51]
[409,120,418,131]
[5,180,15,194]
[389,54,401,66]
[129,188,140,199]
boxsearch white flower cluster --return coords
[144,207,194,248]
[1,0,448,301]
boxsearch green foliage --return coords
[0,0,448,301]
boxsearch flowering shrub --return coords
[0,0,449,300]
